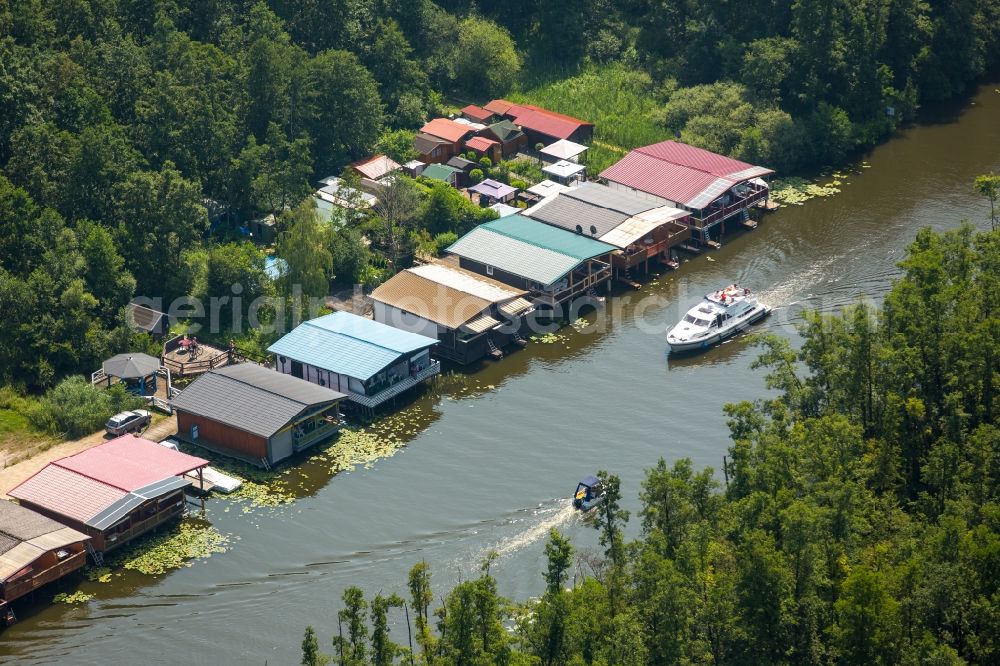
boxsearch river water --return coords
[3,85,999,664]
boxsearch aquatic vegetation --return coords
[530,333,566,344]
[84,567,113,583]
[571,318,589,331]
[318,429,406,473]
[53,591,94,604]
[108,522,229,575]
[769,177,842,206]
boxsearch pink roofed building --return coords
[599,140,774,244]
[9,435,208,553]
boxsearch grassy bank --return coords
[512,64,675,174]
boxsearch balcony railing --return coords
[695,188,768,228]
[349,361,442,408]
[532,264,612,307]
[293,419,342,452]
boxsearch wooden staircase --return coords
[487,337,503,360]
[86,541,104,566]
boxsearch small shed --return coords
[540,139,588,163]
[421,163,462,188]
[247,213,276,244]
[461,104,495,124]
[100,352,162,396]
[469,179,518,206]
[543,160,587,186]
[403,160,426,177]
[170,364,346,467]
[463,136,502,164]
[0,501,90,604]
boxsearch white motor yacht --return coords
[666,285,771,353]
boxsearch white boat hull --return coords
[666,304,771,353]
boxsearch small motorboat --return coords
[573,475,604,511]
[666,284,771,353]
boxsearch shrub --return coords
[510,179,527,190]
[433,232,458,255]
[479,157,493,169]
[33,376,146,438]
[469,168,484,183]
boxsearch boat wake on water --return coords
[485,499,577,559]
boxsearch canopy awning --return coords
[498,297,534,318]
[461,313,502,335]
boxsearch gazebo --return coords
[100,353,162,395]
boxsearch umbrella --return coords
[102,353,161,379]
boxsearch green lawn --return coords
[511,64,675,174]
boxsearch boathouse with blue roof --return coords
[446,214,616,310]
[267,311,440,409]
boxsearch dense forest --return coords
[2,0,999,396]
[301,223,1000,665]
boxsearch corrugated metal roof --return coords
[635,140,773,178]
[484,99,515,115]
[563,182,657,216]
[372,271,492,330]
[9,465,127,525]
[350,155,400,180]
[447,216,614,285]
[422,163,461,182]
[447,228,581,285]
[170,365,345,439]
[507,104,593,141]
[409,263,526,302]
[268,312,438,381]
[484,215,616,261]
[461,104,494,122]
[372,263,527,331]
[599,140,774,209]
[527,195,630,239]
[55,435,207,492]
[464,136,499,152]
[420,118,470,143]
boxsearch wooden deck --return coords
[161,342,232,377]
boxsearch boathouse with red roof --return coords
[600,140,774,244]
[8,435,208,553]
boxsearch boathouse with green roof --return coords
[445,214,616,310]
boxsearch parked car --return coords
[105,410,151,436]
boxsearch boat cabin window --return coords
[684,314,711,326]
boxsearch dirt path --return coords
[0,414,177,499]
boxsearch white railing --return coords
[349,361,442,408]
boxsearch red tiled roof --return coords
[600,141,774,209]
[420,118,471,144]
[484,99,516,115]
[464,136,499,152]
[9,465,126,525]
[506,105,594,141]
[54,435,207,491]
[461,105,494,123]
[350,154,401,180]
